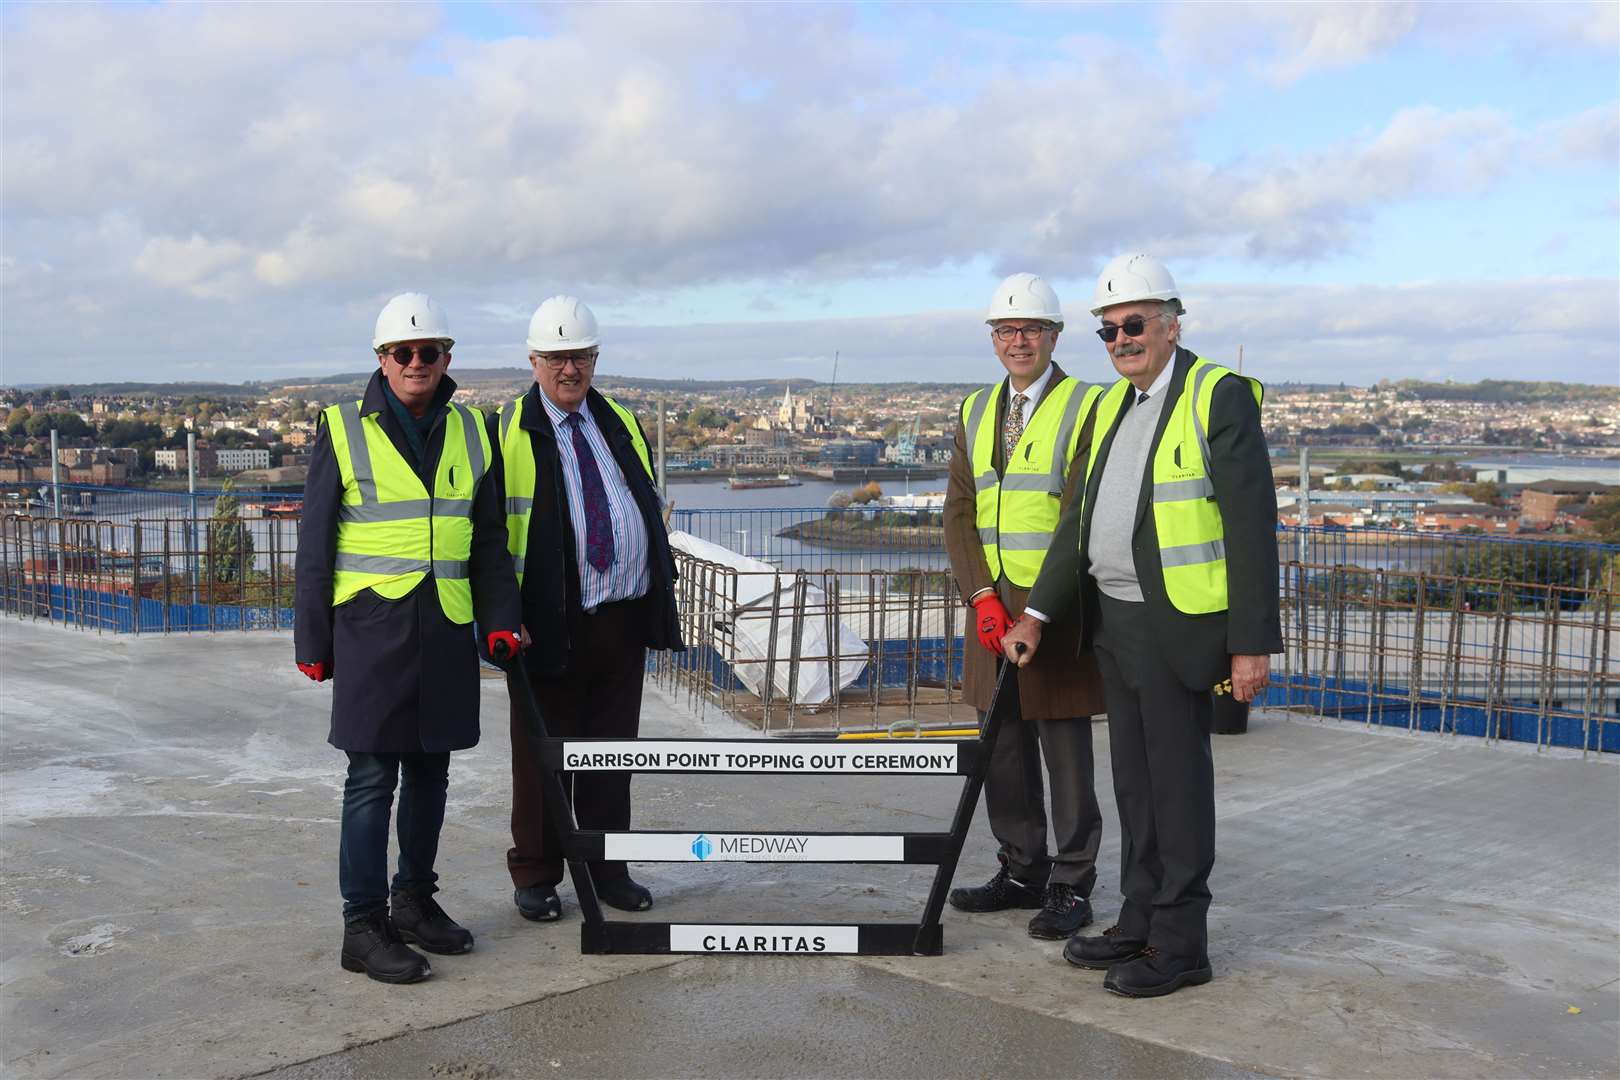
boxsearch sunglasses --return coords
[1095,313,1170,343]
[383,343,445,366]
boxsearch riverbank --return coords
[778,515,945,550]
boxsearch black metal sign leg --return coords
[913,661,1015,955]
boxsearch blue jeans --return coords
[339,751,450,919]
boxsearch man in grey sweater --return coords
[1004,254,1280,999]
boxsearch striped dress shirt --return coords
[539,391,651,612]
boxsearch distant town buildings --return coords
[1463,456,1620,486]
[153,446,269,475]
[749,385,828,436]
[819,439,884,467]
[1,378,1614,541]
[213,448,271,472]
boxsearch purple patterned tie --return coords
[564,412,615,572]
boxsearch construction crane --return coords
[826,351,838,430]
[897,416,921,465]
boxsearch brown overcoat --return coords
[943,361,1106,720]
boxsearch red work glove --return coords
[296,661,331,682]
[486,630,522,662]
[971,593,1013,656]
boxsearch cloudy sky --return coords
[3,1,1616,388]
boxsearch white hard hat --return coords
[985,273,1064,328]
[373,292,453,350]
[527,295,600,353]
[1090,254,1184,316]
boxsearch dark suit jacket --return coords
[1026,347,1282,692]
[943,361,1106,720]
[488,383,682,681]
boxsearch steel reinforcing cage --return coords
[3,484,1616,755]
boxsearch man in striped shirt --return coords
[492,295,683,922]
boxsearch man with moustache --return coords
[295,293,521,984]
[492,295,682,922]
[1004,255,1280,997]
[942,272,1109,941]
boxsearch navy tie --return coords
[564,412,615,572]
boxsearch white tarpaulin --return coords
[669,531,867,706]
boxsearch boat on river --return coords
[727,472,803,491]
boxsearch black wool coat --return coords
[294,371,521,753]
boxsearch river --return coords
[666,475,951,574]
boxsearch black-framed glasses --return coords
[383,343,445,366]
[1095,313,1169,343]
[537,351,598,371]
[992,324,1052,342]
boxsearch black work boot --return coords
[390,890,474,955]
[947,864,1045,913]
[1102,947,1214,998]
[1064,924,1149,970]
[341,909,431,984]
[1027,882,1093,940]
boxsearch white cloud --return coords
[1160,1,1421,83]
[7,1,1552,302]
[0,3,1613,387]
[1159,1,1616,83]
[1547,104,1620,167]
[133,235,252,299]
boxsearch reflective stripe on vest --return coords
[960,376,1102,589]
[325,398,490,622]
[1084,357,1263,615]
[498,392,653,587]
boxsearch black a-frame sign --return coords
[498,652,1015,956]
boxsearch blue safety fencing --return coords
[3,482,304,521]
[1265,672,1619,753]
[650,639,1619,752]
[3,581,293,633]
[5,487,1615,755]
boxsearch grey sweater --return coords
[1087,390,1166,601]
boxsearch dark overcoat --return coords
[942,361,1107,720]
[294,371,521,753]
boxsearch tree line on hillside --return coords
[1377,379,1618,403]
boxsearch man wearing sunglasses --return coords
[942,273,1110,942]
[295,293,522,984]
[1005,254,1280,998]
[492,295,682,923]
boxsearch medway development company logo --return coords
[603,832,905,862]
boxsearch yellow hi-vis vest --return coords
[497,393,653,586]
[961,376,1104,589]
[325,398,492,623]
[1085,357,1263,615]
